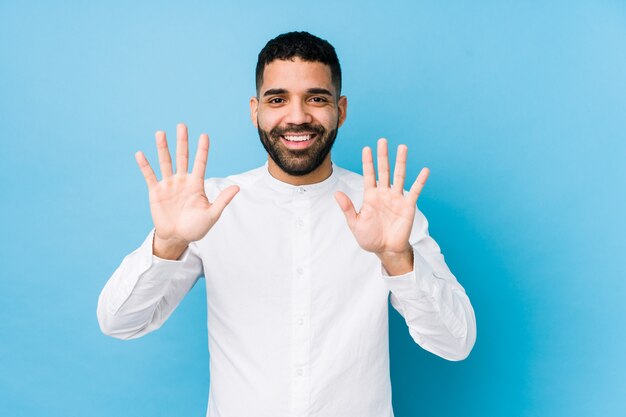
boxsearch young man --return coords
[97,31,476,417]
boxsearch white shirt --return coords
[97,163,476,417]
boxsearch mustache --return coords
[269,123,325,137]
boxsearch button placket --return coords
[290,188,312,413]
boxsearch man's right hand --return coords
[135,123,240,260]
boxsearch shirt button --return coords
[297,187,306,194]
[296,267,304,275]
[296,219,304,227]
[296,368,304,376]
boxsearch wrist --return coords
[377,245,414,276]
[152,232,189,260]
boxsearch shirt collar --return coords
[262,161,339,196]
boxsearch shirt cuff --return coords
[147,229,191,264]
[152,247,191,264]
[380,249,435,300]
[126,229,190,285]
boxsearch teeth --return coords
[283,135,312,142]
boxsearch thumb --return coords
[209,185,240,219]
[334,191,357,230]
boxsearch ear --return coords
[250,96,259,128]
[337,95,348,128]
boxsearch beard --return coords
[257,121,338,177]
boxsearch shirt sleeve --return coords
[380,209,477,361]
[96,229,204,340]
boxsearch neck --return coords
[267,155,333,186]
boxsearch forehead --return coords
[260,58,334,95]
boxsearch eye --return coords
[268,97,285,104]
[309,96,328,103]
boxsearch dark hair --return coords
[255,31,342,97]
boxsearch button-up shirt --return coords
[97,163,476,417]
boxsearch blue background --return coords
[1,1,625,416]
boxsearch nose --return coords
[284,100,313,125]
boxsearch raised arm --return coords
[335,138,476,360]
[97,124,239,339]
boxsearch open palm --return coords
[135,124,239,257]
[335,139,429,256]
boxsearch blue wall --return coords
[1,1,624,416]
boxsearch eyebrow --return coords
[306,88,333,96]
[263,88,288,97]
[262,88,334,97]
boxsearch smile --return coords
[281,134,316,142]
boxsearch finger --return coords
[135,151,158,189]
[176,123,189,174]
[156,130,173,178]
[377,138,390,188]
[334,191,357,230]
[392,144,408,194]
[209,185,240,219]
[362,146,376,189]
[408,167,430,206]
[192,133,210,178]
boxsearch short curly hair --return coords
[255,31,342,97]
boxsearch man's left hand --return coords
[334,138,429,276]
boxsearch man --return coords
[97,31,476,417]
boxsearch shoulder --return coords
[333,164,364,192]
[203,165,266,198]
